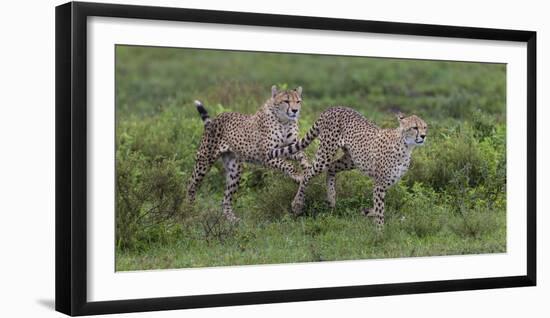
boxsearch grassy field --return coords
[115,45,506,271]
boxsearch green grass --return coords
[117,211,505,270]
[114,45,506,271]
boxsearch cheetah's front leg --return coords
[292,144,339,215]
[363,184,387,231]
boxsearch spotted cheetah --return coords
[269,106,428,229]
[187,86,310,221]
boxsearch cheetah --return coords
[269,106,428,229]
[187,85,310,221]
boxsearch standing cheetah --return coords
[187,86,310,221]
[269,106,428,229]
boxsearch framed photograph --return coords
[55,1,536,316]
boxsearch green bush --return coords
[449,203,502,239]
[115,148,189,250]
[252,173,297,221]
[405,122,505,192]
[397,183,445,237]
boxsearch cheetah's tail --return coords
[194,100,211,124]
[269,121,320,159]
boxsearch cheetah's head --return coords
[270,85,303,123]
[396,112,428,146]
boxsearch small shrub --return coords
[385,181,409,213]
[253,174,297,220]
[196,209,237,245]
[399,183,445,237]
[471,109,497,139]
[233,227,257,252]
[115,150,189,250]
[406,124,492,190]
[450,203,500,239]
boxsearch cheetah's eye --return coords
[412,127,418,130]
[284,100,290,104]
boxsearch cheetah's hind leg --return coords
[187,143,219,203]
[326,151,354,208]
[221,152,243,223]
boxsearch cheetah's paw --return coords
[362,208,375,217]
[223,211,241,223]
[291,198,305,215]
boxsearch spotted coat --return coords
[187,86,309,221]
[269,106,428,229]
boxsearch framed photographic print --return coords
[55,1,536,316]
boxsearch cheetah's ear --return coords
[295,86,303,96]
[271,85,278,98]
[395,111,406,121]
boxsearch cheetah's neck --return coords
[385,128,415,161]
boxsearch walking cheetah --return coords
[187,85,310,221]
[269,106,428,229]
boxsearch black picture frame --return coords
[55,1,537,316]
